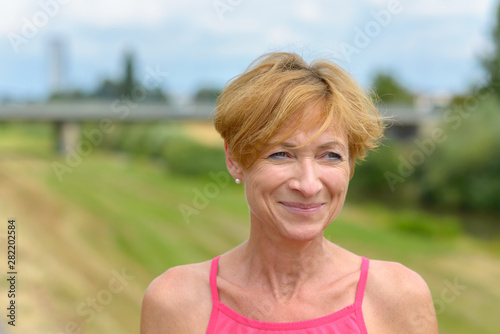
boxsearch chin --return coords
[280,223,328,242]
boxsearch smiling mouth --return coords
[279,202,325,215]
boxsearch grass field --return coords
[0,122,499,333]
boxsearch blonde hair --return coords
[213,52,384,172]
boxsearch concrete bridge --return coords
[0,101,216,154]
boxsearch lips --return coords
[279,201,325,215]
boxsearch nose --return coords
[288,158,322,198]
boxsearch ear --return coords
[224,142,244,181]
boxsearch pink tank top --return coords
[206,256,369,334]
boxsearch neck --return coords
[238,220,333,302]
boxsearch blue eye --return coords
[269,152,288,159]
[326,152,342,160]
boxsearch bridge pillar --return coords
[54,121,80,155]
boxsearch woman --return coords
[141,52,438,333]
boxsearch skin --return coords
[141,105,439,334]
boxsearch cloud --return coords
[63,0,175,27]
[1,0,200,34]
[0,2,39,34]
[0,0,497,99]
[405,0,493,18]
[292,0,325,23]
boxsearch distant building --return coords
[380,94,449,140]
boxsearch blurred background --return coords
[0,0,499,333]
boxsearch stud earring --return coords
[235,178,241,184]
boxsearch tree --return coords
[48,89,86,101]
[91,51,168,102]
[371,72,413,104]
[193,87,222,103]
[92,51,136,99]
[481,1,500,97]
[121,51,136,98]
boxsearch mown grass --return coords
[1,122,499,333]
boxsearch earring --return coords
[235,178,241,184]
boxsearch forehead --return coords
[274,104,348,146]
[279,123,348,148]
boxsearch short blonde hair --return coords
[214,52,384,171]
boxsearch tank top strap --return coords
[209,256,221,303]
[354,257,369,306]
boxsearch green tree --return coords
[417,98,500,213]
[121,51,136,97]
[481,1,500,97]
[193,87,222,103]
[91,51,168,102]
[371,72,413,104]
[48,89,86,101]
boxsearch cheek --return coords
[325,168,350,194]
[245,164,289,189]
[243,166,272,203]
[243,165,289,212]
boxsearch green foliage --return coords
[93,79,122,99]
[160,136,226,176]
[193,87,222,103]
[121,51,136,98]
[390,211,462,239]
[97,123,227,177]
[348,97,500,233]
[349,141,402,200]
[49,90,87,101]
[480,2,500,97]
[371,72,414,104]
[0,122,53,156]
[417,98,500,212]
[51,51,169,102]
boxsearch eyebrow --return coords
[280,142,296,148]
[278,140,346,150]
[319,141,342,149]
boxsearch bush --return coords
[160,137,226,176]
[96,123,227,177]
[348,140,409,203]
[391,210,462,239]
[349,97,500,218]
[417,98,500,212]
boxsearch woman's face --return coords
[228,105,351,242]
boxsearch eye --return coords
[325,152,342,161]
[269,152,288,159]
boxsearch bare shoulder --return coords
[140,261,213,334]
[363,260,438,334]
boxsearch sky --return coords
[0,0,497,101]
